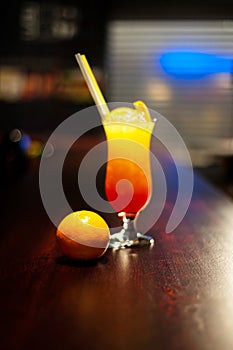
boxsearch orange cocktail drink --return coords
[75,54,155,248]
[103,120,154,216]
[103,104,156,248]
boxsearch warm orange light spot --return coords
[56,211,110,261]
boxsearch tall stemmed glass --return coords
[103,107,155,248]
[75,53,155,248]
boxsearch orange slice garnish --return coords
[133,100,151,121]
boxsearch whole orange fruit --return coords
[56,210,110,260]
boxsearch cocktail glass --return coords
[103,106,156,248]
[75,54,155,248]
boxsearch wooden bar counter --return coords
[1,133,233,350]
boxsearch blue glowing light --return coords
[19,134,31,150]
[160,52,232,77]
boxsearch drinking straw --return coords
[75,53,110,120]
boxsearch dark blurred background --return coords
[0,0,233,196]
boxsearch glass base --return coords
[109,231,154,249]
[109,213,154,249]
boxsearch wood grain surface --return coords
[1,134,233,350]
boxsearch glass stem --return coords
[121,213,137,241]
[108,212,154,248]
